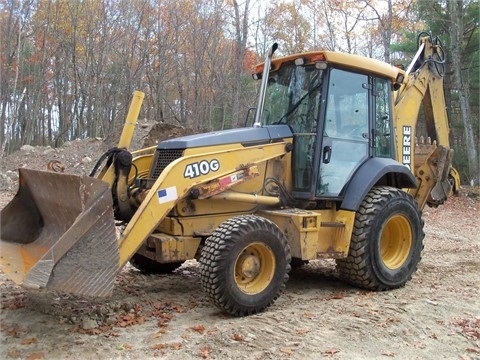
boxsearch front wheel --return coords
[199,215,291,316]
[337,186,424,290]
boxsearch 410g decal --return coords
[184,159,220,178]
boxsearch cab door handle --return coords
[323,146,332,164]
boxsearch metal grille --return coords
[149,149,184,179]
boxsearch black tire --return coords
[129,253,183,274]
[336,186,424,290]
[199,215,291,316]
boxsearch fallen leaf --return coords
[7,348,21,359]
[452,317,480,340]
[151,329,167,339]
[20,338,38,345]
[133,303,142,312]
[169,343,182,350]
[466,347,480,354]
[151,343,166,350]
[232,333,245,342]
[155,312,174,328]
[385,317,400,324]
[322,349,340,357]
[1,324,23,338]
[302,312,315,319]
[25,352,44,360]
[295,329,310,335]
[164,302,186,313]
[199,345,211,359]
[280,347,293,355]
[187,301,198,309]
[190,325,206,334]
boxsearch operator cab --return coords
[257,52,396,203]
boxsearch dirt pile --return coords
[0,122,196,191]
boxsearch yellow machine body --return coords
[0,36,457,309]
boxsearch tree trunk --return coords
[449,0,479,185]
[231,0,249,128]
[382,0,393,63]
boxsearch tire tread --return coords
[199,215,291,316]
[337,186,424,290]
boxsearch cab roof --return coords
[256,50,405,83]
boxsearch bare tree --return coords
[304,0,367,53]
[262,2,311,54]
[230,0,250,128]
[448,0,478,184]
[361,0,417,62]
[0,0,34,155]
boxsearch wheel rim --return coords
[380,214,413,270]
[234,242,276,294]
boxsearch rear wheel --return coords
[337,186,424,290]
[129,253,183,274]
[199,215,291,316]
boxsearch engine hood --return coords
[157,125,293,149]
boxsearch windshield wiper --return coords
[276,82,322,124]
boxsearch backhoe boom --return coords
[394,35,456,208]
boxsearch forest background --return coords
[0,0,479,184]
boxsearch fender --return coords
[340,157,417,211]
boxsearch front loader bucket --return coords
[0,168,119,297]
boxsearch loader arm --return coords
[393,35,455,209]
[94,90,145,185]
[117,141,292,266]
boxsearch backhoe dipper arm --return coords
[393,35,454,209]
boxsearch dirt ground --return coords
[0,123,479,360]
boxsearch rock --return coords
[0,174,14,191]
[81,317,98,330]
[20,144,35,152]
[105,315,117,326]
[43,147,55,155]
[81,156,92,164]
[6,170,18,180]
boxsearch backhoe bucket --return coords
[0,168,119,297]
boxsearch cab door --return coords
[316,69,370,197]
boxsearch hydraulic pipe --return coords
[209,191,280,205]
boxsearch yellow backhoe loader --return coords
[1,33,459,316]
